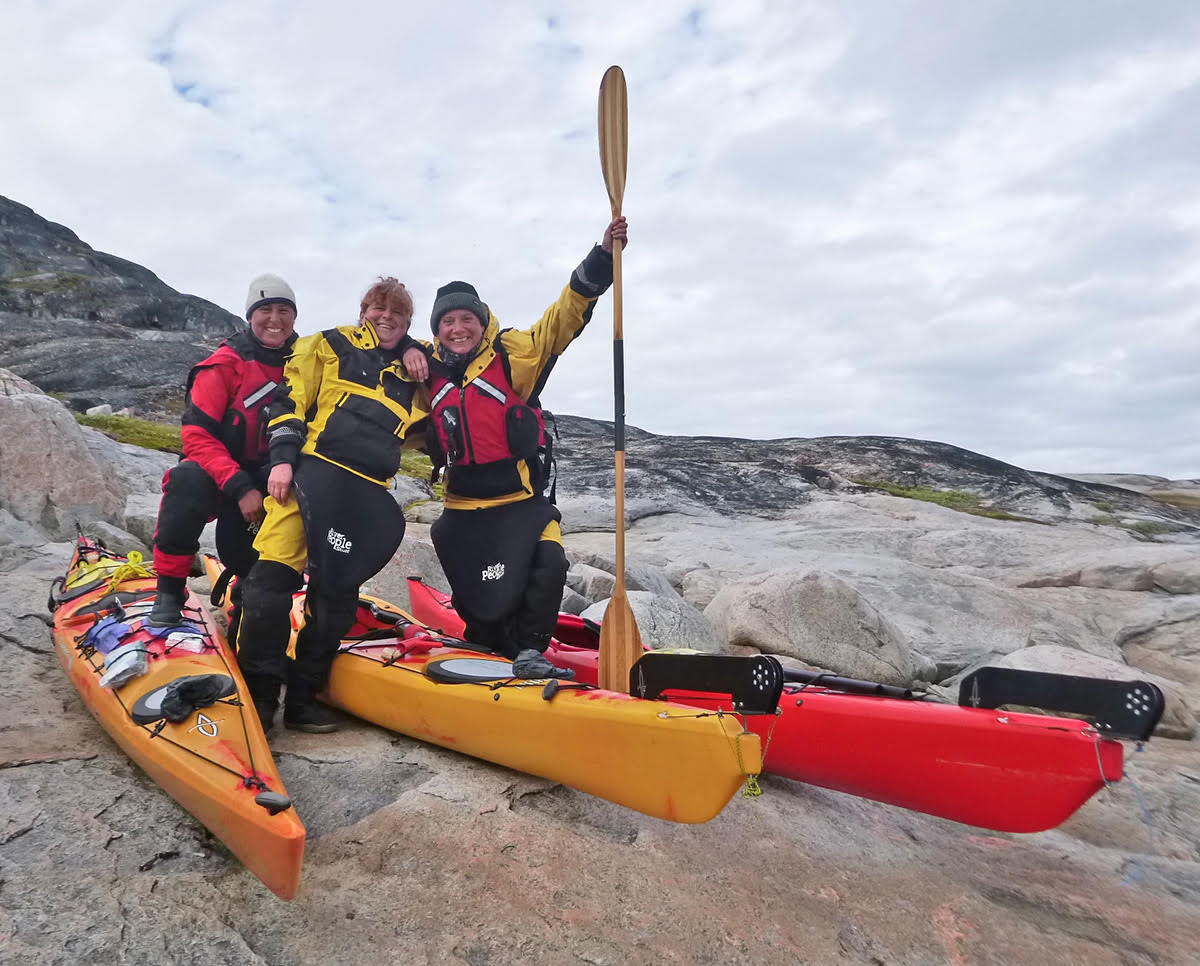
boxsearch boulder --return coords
[661,559,697,591]
[705,570,917,685]
[1122,615,1200,721]
[555,493,669,533]
[360,526,446,612]
[85,520,148,557]
[0,367,42,396]
[0,393,127,539]
[391,475,433,510]
[559,586,590,615]
[1152,558,1200,595]
[79,428,176,496]
[0,507,47,548]
[404,500,442,525]
[568,550,680,600]
[122,492,162,548]
[581,591,720,653]
[565,563,615,602]
[679,567,728,609]
[1013,546,1197,591]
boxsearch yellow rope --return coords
[64,557,124,589]
[715,709,765,799]
[102,550,154,591]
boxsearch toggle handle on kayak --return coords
[958,667,1164,741]
[210,565,235,607]
[364,599,403,624]
[629,653,784,714]
[254,791,294,815]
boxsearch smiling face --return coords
[361,299,412,350]
[248,302,297,348]
[437,308,485,356]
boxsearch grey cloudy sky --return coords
[3,0,1199,477]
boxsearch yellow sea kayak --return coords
[327,643,759,824]
[52,539,305,899]
[205,555,763,824]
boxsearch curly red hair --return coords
[359,277,414,320]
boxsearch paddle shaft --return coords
[612,227,626,595]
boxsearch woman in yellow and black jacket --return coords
[237,277,430,733]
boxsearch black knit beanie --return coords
[430,281,488,334]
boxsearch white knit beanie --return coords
[244,273,297,320]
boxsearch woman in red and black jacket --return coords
[403,216,627,678]
[147,273,298,628]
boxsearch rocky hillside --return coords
[0,195,239,332]
[0,195,240,415]
[551,414,1200,531]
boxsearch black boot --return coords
[236,560,301,732]
[283,698,340,733]
[147,576,187,627]
[283,679,340,734]
[283,590,354,734]
[242,672,282,735]
[512,648,575,681]
[254,697,278,734]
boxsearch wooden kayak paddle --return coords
[596,65,645,693]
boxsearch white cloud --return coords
[2,1,1200,476]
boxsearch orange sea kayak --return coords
[51,538,305,899]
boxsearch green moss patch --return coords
[73,415,444,494]
[4,271,96,294]
[399,449,443,499]
[75,413,182,453]
[1088,513,1180,538]
[1146,491,1200,509]
[854,480,1023,521]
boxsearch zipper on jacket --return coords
[458,376,476,464]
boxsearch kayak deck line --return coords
[53,539,306,900]
[60,590,279,794]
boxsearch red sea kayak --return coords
[406,576,1149,834]
[404,576,619,679]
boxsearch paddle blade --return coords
[598,65,628,215]
[597,589,644,693]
